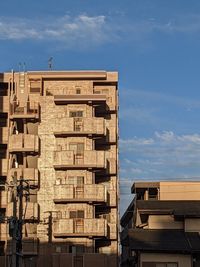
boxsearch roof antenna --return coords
[18,62,22,72]
[23,62,26,72]
[48,57,53,70]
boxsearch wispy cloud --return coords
[0,14,115,48]
[120,131,200,181]
[1,13,200,48]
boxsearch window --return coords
[69,111,83,117]
[77,176,84,185]
[148,188,158,200]
[68,176,84,185]
[76,88,81,94]
[69,210,84,219]
[29,80,41,94]
[69,245,85,254]
[94,89,101,94]
[69,143,84,155]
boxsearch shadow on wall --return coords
[0,240,119,267]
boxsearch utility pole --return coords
[6,173,31,267]
[11,174,17,267]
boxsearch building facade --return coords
[121,181,200,267]
[0,70,119,266]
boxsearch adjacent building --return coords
[121,181,200,267]
[0,70,119,266]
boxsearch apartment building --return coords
[0,70,119,266]
[121,181,200,267]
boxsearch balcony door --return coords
[68,176,84,199]
[69,110,84,132]
[69,143,84,164]
[70,210,84,233]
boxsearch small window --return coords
[76,88,81,94]
[69,143,84,154]
[69,211,77,219]
[68,176,75,185]
[29,81,41,94]
[77,176,84,185]
[69,111,83,117]
[69,210,84,219]
[68,176,84,185]
[69,245,85,254]
[77,210,84,218]
[148,188,158,200]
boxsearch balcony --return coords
[7,202,39,221]
[54,184,107,203]
[54,151,105,170]
[8,134,39,152]
[0,96,9,113]
[8,168,39,187]
[0,159,7,176]
[54,118,105,137]
[53,218,107,237]
[54,94,107,104]
[10,101,39,119]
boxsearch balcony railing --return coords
[54,184,107,203]
[54,94,107,104]
[8,134,39,152]
[53,94,116,111]
[53,118,105,136]
[7,202,39,221]
[54,150,105,169]
[8,168,39,187]
[10,101,39,119]
[53,218,107,237]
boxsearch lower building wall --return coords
[1,253,118,267]
[140,253,192,267]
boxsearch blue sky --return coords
[1,0,200,214]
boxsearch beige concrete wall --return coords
[140,253,192,267]
[148,215,183,229]
[185,218,200,232]
[160,181,200,200]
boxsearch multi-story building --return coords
[121,181,200,267]
[0,70,119,266]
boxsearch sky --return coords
[1,0,200,214]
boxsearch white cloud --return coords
[0,14,113,48]
[120,131,200,182]
[155,131,175,142]
[1,13,200,48]
[120,137,154,146]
